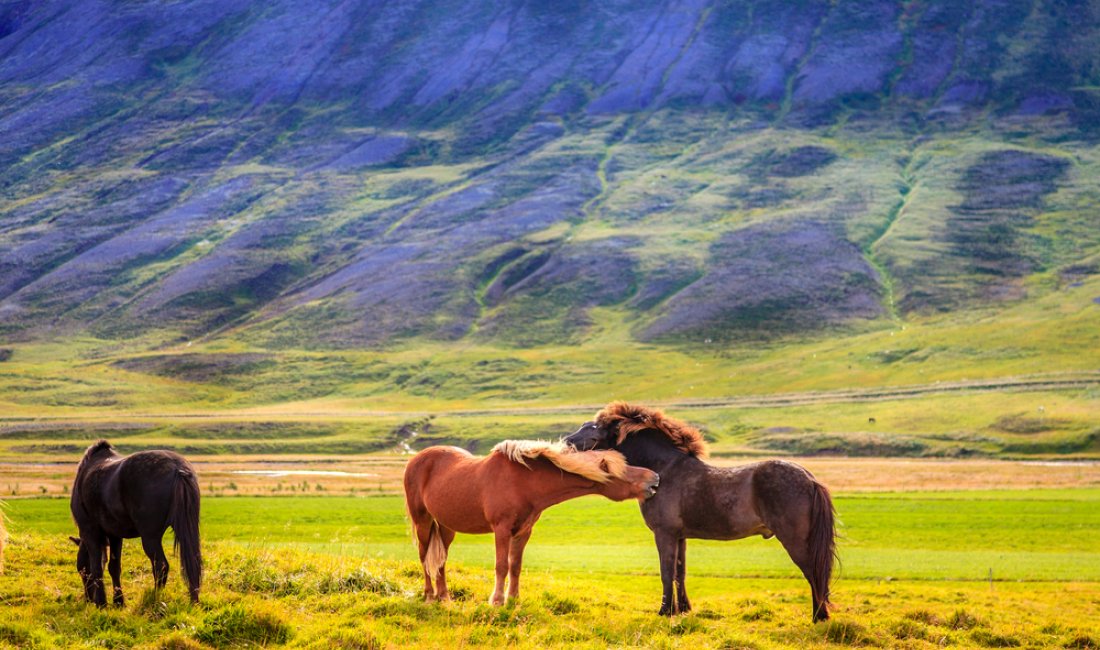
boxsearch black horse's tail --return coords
[170,468,202,603]
[808,479,837,622]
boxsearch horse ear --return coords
[69,536,81,546]
[598,458,609,473]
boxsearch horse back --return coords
[404,446,513,535]
[73,450,194,538]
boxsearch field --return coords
[2,481,1098,649]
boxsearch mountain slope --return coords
[1,0,1099,347]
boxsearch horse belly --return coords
[422,481,492,535]
[681,477,766,541]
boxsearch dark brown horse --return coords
[404,440,659,605]
[564,402,837,622]
[70,440,202,606]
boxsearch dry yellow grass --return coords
[3,454,1096,498]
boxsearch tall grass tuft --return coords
[196,603,292,648]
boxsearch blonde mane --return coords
[595,401,709,458]
[491,440,628,483]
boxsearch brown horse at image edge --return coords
[565,402,837,622]
[403,440,659,605]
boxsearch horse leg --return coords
[107,536,124,606]
[772,511,831,623]
[141,534,170,591]
[776,533,825,621]
[653,530,680,616]
[675,537,691,613]
[505,528,533,603]
[489,527,513,606]
[435,526,457,601]
[411,517,438,601]
[84,537,108,607]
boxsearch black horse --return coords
[565,402,837,622]
[70,440,202,606]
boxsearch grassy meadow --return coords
[2,489,1099,649]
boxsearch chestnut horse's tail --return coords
[404,489,447,580]
[808,478,837,622]
[423,521,447,580]
[170,468,202,603]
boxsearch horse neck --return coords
[617,429,694,474]
[525,461,608,510]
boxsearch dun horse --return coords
[565,402,837,622]
[404,440,659,605]
[70,440,202,606]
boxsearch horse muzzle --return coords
[644,474,660,499]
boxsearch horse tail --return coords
[808,478,837,621]
[423,521,447,580]
[403,453,446,580]
[170,468,203,602]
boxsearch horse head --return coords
[604,462,659,501]
[563,420,614,451]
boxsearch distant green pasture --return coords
[9,489,1099,583]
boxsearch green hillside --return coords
[0,0,1098,457]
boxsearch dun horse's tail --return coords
[808,479,837,622]
[170,469,203,603]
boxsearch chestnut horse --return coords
[404,440,659,605]
[565,402,837,622]
[70,441,202,606]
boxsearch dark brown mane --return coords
[75,440,117,479]
[595,401,709,458]
[86,440,114,456]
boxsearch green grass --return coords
[1,491,1098,648]
[8,490,1100,582]
[2,383,1096,461]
